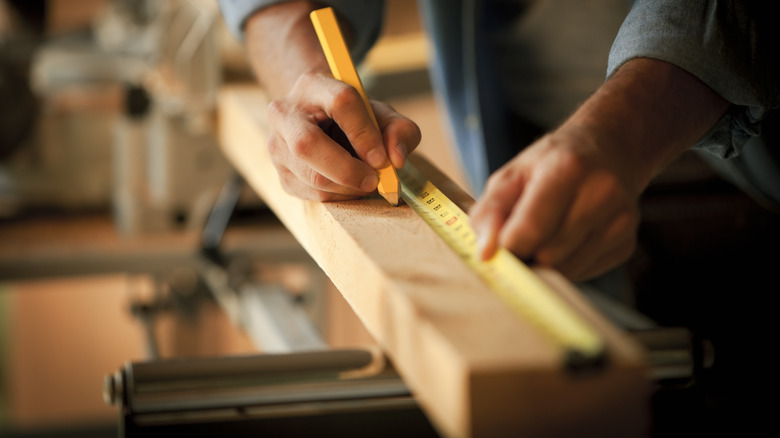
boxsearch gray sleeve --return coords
[217,0,385,63]
[607,0,780,158]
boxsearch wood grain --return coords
[217,85,651,438]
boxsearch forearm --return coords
[565,57,729,193]
[244,1,329,98]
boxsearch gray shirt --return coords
[608,0,779,160]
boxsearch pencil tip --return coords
[379,190,400,206]
[376,165,400,206]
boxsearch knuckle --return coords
[483,173,501,191]
[599,171,628,196]
[299,70,317,82]
[289,130,318,158]
[485,167,513,189]
[486,165,524,194]
[587,172,626,207]
[267,136,283,159]
[552,149,587,179]
[266,99,286,121]
[296,70,320,88]
[389,114,421,139]
[350,125,379,149]
[331,86,362,112]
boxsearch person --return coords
[217,0,778,282]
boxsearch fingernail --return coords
[361,173,379,192]
[395,142,407,159]
[476,232,487,255]
[366,147,386,168]
[475,224,496,260]
[391,142,407,168]
[476,233,489,259]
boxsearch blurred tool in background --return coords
[0,0,238,234]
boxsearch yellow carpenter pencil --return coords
[310,7,400,206]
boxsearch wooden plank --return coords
[217,85,650,438]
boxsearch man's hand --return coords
[470,127,640,281]
[470,58,728,282]
[245,3,420,202]
[266,71,420,201]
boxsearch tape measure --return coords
[398,163,606,371]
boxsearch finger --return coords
[270,136,368,198]
[299,74,388,169]
[498,159,579,261]
[277,167,367,202]
[274,131,378,194]
[372,100,422,169]
[470,165,527,260]
[534,172,629,266]
[269,100,379,193]
[554,209,638,281]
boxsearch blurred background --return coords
[0,0,438,436]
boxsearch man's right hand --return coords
[266,70,420,201]
[245,3,420,202]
